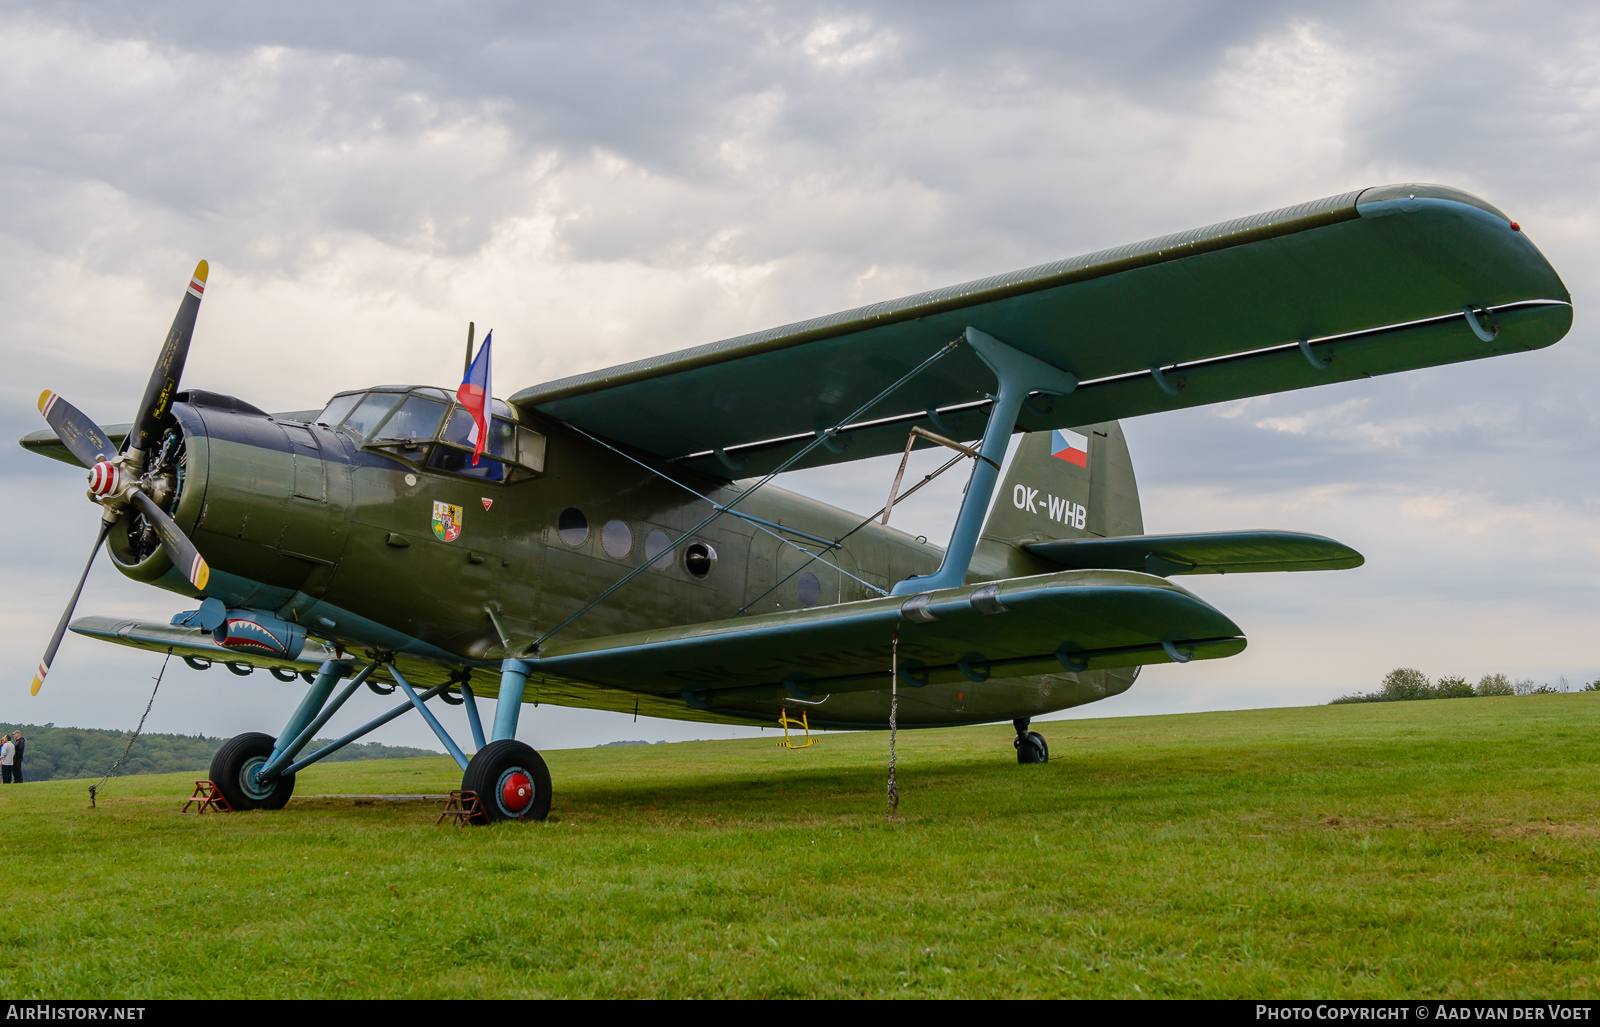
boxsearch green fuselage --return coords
[102,388,1134,728]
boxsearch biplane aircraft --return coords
[21,183,1571,822]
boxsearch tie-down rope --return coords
[88,653,169,808]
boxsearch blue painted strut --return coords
[261,660,378,780]
[266,660,350,769]
[492,659,533,742]
[892,327,1077,595]
[390,664,469,770]
[461,682,487,751]
[282,682,451,776]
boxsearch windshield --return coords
[371,394,448,442]
[315,393,363,426]
[341,393,401,438]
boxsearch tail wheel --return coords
[1015,731,1049,764]
[209,731,296,811]
[462,739,552,823]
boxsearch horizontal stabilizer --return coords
[532,569,1246,707]
[1026,531,1363,576]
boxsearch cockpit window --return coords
[428,446,504,480]
[428,409,516,480]
[315,393,363,427]
[371,395,448,442]
[341,393,401,438]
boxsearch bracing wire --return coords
[559,419,889,598]
[736,450,968,616]
[532,335,964,650]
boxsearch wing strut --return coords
[891,327,1077,595]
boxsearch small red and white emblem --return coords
[481,497,494,511]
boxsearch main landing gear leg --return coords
[211,659,367,811]
[1013,717,1048,764]
[460,658,551,822]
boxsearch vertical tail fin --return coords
[971,420,1143,581]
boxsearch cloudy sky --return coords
[3,2,1596,753]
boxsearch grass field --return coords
[2,694,1598,999]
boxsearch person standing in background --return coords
[11,732,24,783]
[1,734,13,784]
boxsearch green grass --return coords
[2,694,1598,998]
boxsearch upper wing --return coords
[1027,531,1363,577]
[513,184,1571,479]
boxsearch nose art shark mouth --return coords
[219,616,288,655]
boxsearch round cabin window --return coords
[796,571,822,608]
[557,508,588,546]
[602,519,633,559]
[644,529,672,569]
[684,541,717,578]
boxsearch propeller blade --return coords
[129,489,210,591]
[127,260,208,467]
[31,520,111,696]
[36,390,117,469]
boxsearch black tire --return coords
[1015,730,1049,764]
[461,739,551,823]
[209,731,296,811]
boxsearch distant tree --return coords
[1379,667,1432,702]
[1583,680,1600,693]
[1433,675,1475,699]
[0,723,438,781]
[1477,673,1515,697]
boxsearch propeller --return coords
[29,260,213,696]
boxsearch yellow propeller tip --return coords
[193,260,208,283]
[37,389,54,414]
[30,675,42,696]
[193,562,210,591]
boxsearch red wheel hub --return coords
[501,771,534,813]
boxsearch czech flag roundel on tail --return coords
[457,330,493,465]
[1050,428,1089,467]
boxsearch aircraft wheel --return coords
[1015,731,1049,765]
[461,739,552,823]
[210,731,296,811]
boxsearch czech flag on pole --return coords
[457,330,493,465]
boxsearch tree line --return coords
[0,722,438,782]
[1330,669,1600,705]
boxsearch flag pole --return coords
[463,321,475,379]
